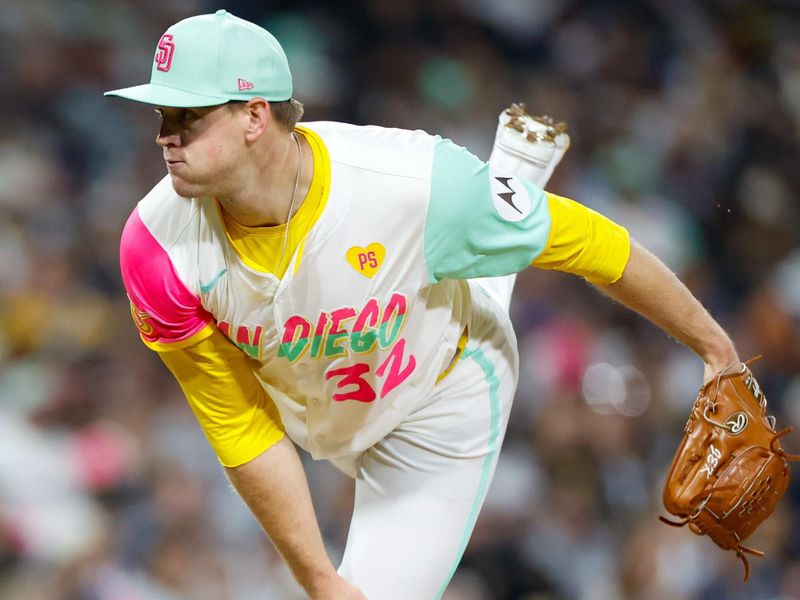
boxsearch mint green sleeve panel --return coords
[423,136,552,283]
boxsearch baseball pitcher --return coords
[106,11,742,599]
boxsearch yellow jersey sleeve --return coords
[158,328,285,467]
[532,193,631,285]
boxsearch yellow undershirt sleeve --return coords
[532,193,631,285]
[157,328,285,467]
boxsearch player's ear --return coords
[242,98,271,141]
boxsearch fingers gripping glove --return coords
[488,103,570,188]
[660,359,799,580]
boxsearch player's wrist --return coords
[299,564,341,595]
[305,569,364,599]
[701,338,738,371]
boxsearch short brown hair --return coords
[227,98,305,131]
[270,99,305,131]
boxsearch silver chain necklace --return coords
[278,131,302,273]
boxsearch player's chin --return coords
[168,173,206,199]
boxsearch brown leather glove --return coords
[660,359,798,580]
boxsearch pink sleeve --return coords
[120,207,214,350]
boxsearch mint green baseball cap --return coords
[105,10,292,107]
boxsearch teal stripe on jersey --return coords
[436,346,502,599]
[424,136,552,283]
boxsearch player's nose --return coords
[156,121,181,147]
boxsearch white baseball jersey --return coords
[120,121,629,465]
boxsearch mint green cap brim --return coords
[104,83,231,108]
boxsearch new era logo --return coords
[237,78,254,91]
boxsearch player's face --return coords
[155,104,243,198]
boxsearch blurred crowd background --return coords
[2,0,800,598]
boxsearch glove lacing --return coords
[699,358,800,462]
[658,487,764,581]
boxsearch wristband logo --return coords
[155,34,175,72]
[725,412,749,435]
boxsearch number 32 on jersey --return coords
[277,293,417,402]
[326,339,416,403]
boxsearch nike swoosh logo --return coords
[199,268,228,294]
